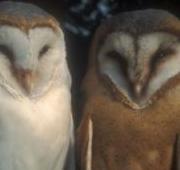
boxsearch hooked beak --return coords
[15,69,35,93]
[129,66,150,99]
[129,72,148,99]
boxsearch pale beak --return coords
[129,68,149,98]
[133,83,143,98]
[15,69,35,93]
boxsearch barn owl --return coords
[0,1,74,170]
[77,9,180,170]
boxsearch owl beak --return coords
[15,69,35,93]
[129,69,148,98]
[133,83,143,97]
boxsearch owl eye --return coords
[39,45,50,59]
[0,45,14,62]
[107,51,128,77]
[150,48,175,71]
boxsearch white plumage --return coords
[0,2,74,170]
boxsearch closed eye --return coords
[39,45,50,59]
[150,48,175,71]
[107,51,128,77]
[0,45,14,62]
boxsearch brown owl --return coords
[76,9,180,170]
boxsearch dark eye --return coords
[39,45,50,59]
[107,51,128,77]
[0,45,14,62]
[150,48,175,71]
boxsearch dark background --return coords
[1,0,179,125]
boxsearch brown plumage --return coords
[77,9,180,170]
[0,1,59,32]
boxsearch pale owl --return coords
[0,1,74,170]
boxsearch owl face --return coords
[95,10,180,109]
[0,26,64,94]
[0,2,69,98]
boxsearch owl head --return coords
[86,9,180,109]
[0,1,70,98]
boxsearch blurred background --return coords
[1,0,179,124]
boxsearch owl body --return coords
[77,9,180,170]
[0,2,74,170]
[79,73,180,170]
[0,85,73,170]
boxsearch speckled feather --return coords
[77,9,180,170]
